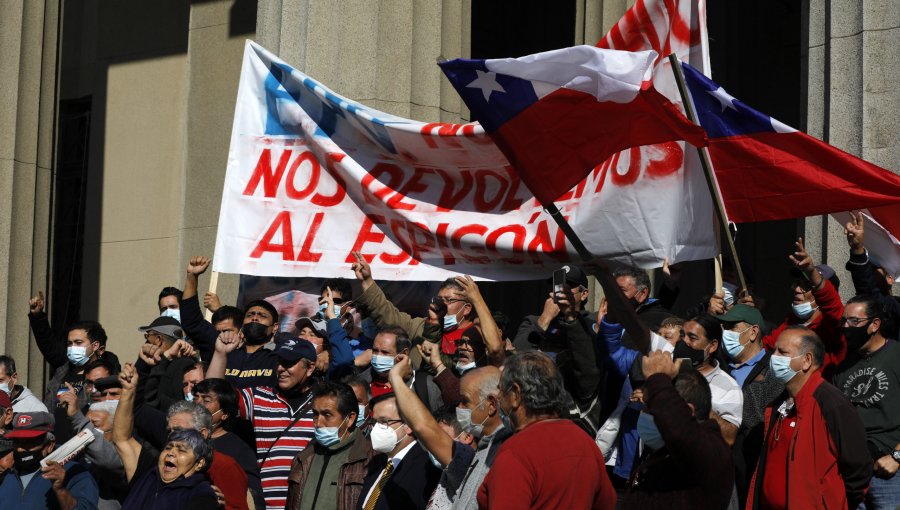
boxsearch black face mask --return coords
[242,322,271,345]
[844,325,872,350]
[673,340,707,367]
[14,450,43,474]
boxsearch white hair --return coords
[89,400,119,417]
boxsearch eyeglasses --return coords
[840,317,872,326]
[374,418,403,426]
[433,297,466,305]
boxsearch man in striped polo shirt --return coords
[209,332,318,510]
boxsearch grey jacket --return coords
[11,385,49,413]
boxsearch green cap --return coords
[715,304,762,326]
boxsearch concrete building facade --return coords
[0,0,896,391]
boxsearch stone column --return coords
[805,0,900,299]
[0,0,59,388]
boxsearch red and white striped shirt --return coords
[239,386,314,510]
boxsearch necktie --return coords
[363,461,395,510]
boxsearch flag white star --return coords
[466,70,506,102]
[707,86,738,112]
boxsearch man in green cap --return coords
[715,304,785,507]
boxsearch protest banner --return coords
[212,41,718,281]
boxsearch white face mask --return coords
[161,308,181,324]
[0,382,10,396]
[370,422,403,454]
[67,346,91,366]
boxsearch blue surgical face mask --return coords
[67,346,91,366]
[371,355,395,373]
[314,418,348,447]
[443,312,459,331]
[722,326,752,359]
[770,353,801,384]
[791,302,816,320]
[637,411,665,451]
[318,303,342,318]
[356,404,367,428]
[161,308,181,324]
[0,382,10,396]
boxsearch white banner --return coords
[212,41,716,280]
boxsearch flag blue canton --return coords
[438,58,539,132]
[681,63,777,139]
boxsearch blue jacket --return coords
[597,318,643,481]
[325,318,359,379]
[0,461,98,510]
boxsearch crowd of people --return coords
[0,210,897,510]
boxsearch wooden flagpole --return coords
[203,271,220,322]
[667,54,748,292]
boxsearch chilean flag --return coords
[439,46,708,204]
[681,62,900,224]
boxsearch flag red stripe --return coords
[491,87,707,204]
[709,132,900,223]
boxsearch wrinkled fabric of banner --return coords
[212,41,716,280]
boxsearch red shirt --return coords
[442,327,467,355]
[371,380,392,399]
[760,403,797,510]
[477,419,616,510]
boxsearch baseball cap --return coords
[294,317,327,339]
[137,316,183,339]
[274,337,317,364]
[550,265,589,288]
[6,412,54,439]
[714,304,763,327]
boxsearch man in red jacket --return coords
[747,327,872,509]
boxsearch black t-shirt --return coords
[224,348,278,388]
[832,339,900,457]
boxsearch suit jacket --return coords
[356,442,441,510]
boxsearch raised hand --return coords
[708,292,726,315]
[41,461,67,490]
[203,292,222,312]
[642,350,681,379]
[788,237,814,274]
[844,210,865,255]
[454,275,483,303]
[388,353,412,384]
[597,297,608,324]
[215,330,242,355]
[58,382,79,416]
[555,287,578,321]
[351,251,373,284]
[119,363,138,392]
[29,291,45,317]
[320,287,336,320]
[416,341,444,373]
[788,237,822,288]
[138,343,163,366]
[164,339,197,361]
[736,289,756,307]
[536,293,561,332]
[186,256,212,276]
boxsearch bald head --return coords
[777,326,824,368]
[461,366,501,403]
